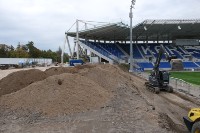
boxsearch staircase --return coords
[79,41,114,64]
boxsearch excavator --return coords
[183,108,200,133]
[145,44,176,93]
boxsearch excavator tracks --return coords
[145,82,160,94]
[145,82,173,94]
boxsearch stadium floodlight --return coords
[131,0,136,6]
[129,0,136,72]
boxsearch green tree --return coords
[56,46,62,63]
[26,41,41,58]
[10,45,15,51]
[0,45,7,58]
[10,48,29,58]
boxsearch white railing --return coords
[137,72,200,98]
[170,77,200,98]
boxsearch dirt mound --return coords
[0,69,47,97]
[171,59,183,70]
[45,67,78,76]
[0,64,133,116]
[0,73,110,116]
[45,64,96,77]
[0,64,97,97]
[0,64,194,132]
[79,64,132,91]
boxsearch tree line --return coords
[0,41,69,63]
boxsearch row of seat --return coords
[137,62,200,69]
[81,40,125,59]
[81,41,200,60]
[80,40,200,69]
[119,43,200,59]
[81,41,112,59]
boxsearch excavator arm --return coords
[153,44,176,76]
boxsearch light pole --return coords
[129,0,136,72]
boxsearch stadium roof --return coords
[67,19,200,41]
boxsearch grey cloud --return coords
[0,0,200,52]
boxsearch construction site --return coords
[1,1,200,132]
[1,18,200,132]
[0,63,199,133]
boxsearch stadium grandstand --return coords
[66,19,200,71]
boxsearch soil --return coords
[0,65,96,97]
[171,59,184,70]
[0,73,110,116]
[0,64,198,133]
[0,69,47,97]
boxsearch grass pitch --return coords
[170,72,200,85]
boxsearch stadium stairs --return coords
[79,40,114,64]
[79,40,128,64]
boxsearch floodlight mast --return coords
[76,19,79,59]
[129,0,136,72]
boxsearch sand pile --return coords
[0,64,135,116]
[45,67,78,76]
[45,64,96,77]
[79,64,132,92]
[0,65,97,97]
[171,59,183,70]
[0,73,110,116]
[0,69,47,97]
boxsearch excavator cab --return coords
[159,71,170,85]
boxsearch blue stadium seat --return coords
[118,44,143,59]
[137,62,153,68]
[183,62,199,68]
[196,62,200,66]
[80,40,126,59]
[80,40,200,63]
[165,45,183,59]
[137,62,171,69]
[80,40,112,59]
[184,46,200,59]
[137,44,152,57]
[159,62,171,68]
[98,43,125,59]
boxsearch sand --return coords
[0,64,198,132]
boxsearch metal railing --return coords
[170,77,200,98]
[137,72,200,98]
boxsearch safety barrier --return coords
[170,77,200,98]
[137,72,200,98]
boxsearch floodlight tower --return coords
[129,0,136,72]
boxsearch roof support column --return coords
[157,35,159,44]
[146,35,148,44]
[73,38,77,58]
[66,33,72,57]
[114,32,116,44]
[85,23,88,57]
[76,19,80,59]
[136,36,138,44]
[168,35,170,44]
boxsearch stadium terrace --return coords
[66,19,200,70]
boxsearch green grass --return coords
[170,72,200,85]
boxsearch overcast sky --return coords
[0,0,200,52]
